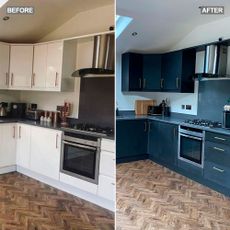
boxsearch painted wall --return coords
[19,5,114,118]
[117,17,230,115]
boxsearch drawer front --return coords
[204,161,230,189]
[99,151,115,178]
[206,132,230,146]
[97,175,115,201]
[205,141,230,167]
[101,139,115,153]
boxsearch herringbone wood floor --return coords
[116,160,230,230]
[0,172,114,230]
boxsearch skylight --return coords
[116,14,133,39]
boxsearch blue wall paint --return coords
[197,80,230,122]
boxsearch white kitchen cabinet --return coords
[0,43,10,89]
[99,151,115,178]
[9,45,33,89]
[32,44,47,89]
[30,126,62,180]
[45,40,76,91]
[0,123,17,167]
[97,175,115,201]
[16,124,31,168]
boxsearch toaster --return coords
[25,109,43,121]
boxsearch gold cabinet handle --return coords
[213,166,224,173]
[214,137,226,141]
[176,77,180,89]
[213,147,225,152]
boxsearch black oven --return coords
[61,132,101,184]
[178,125,204,168]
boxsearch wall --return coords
[0,90,21,105]
[19,5,114,118]
[117,17,230,115]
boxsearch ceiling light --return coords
[0,0,8,8]
[132,32,138,36]
[3,16,9,21]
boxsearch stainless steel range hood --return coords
[72,33,114,78]
[204,44,228,77]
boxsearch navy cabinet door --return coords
[122,53,143,92]
[148,121,178,167]
[142,54,161,91]
[161,51,182,92]
[116,120,148,160]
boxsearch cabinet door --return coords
[122,53,143,91]
[0,43,10,89]
[46,42,63,90]
[30,126,61,180]
[148,121,161,158]
[0,124,16,167]
[161,51,182,91]
[33,44,47,89]
[143,54,161,91]
[16,124,31,168]
[97,175,115,201]
[116,120,148,159]
[9,45,33,88]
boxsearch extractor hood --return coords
[203,44,228,77]
[72,33,114,78]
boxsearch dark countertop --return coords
[0,118,114,140]
[117,114,230,136]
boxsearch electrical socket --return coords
[186,105,192,110]
[181,105,185,109]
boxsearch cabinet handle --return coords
[56,134,58,149]
[173,127,177,137]
[19,126,21,139]
[32,73,35,86]
[144,122,147,132]
[5,73,8,86]
[213,166,224,173]
[160,79,164,89]
[55,72,58,87]
[214,137,226,141]
[143,78,146,88]
[176,77,180,89]
[213,147,225,152]
[11,73,13,86]
[148,122,151,132]
[111,183,115,185]
[13,126,15,138]
[139,78,142,89]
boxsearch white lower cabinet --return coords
[16,124,31,168]
[30,126,62,180]
[0,123,17,167]
[97,139,115,201]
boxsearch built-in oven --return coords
[61,131,101,184]
[178,125,205,168]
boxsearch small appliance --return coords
[10,103,26,118]
[147,106,162,115]
[0,102,7,117]
[25,109,43,121]
[223,111,230,129]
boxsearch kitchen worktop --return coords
[0,118,114,139]
[117,113,230,136]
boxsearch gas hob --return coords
[183,119,222,128]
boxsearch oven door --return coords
[178,133,204,168]
[61,140,100,184]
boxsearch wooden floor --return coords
[116,160,230,230]
[0,172,114,230]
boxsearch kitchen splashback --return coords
[197,79,230,122]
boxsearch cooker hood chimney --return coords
[203,44,228,77]
[72,33,114,78]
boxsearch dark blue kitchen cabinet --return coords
[148,120,178,167]
[142,54,162,91]
[122,53,143,91]
[161,49,196,93]
[116,119,148,163]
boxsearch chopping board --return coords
[135,100,156,115]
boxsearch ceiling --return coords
[0,0,113,43]
[117,0,230,53]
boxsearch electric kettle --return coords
[0,102,7,117]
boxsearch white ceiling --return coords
[0,0,113,43]
[117,0,230,53]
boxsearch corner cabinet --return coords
[116,119,148,163]
[33,40,76,92]
[121,48,196,93]
[148,120,178,167]
[9,45,33,89]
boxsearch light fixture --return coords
[0,0,8,8]
[132,32,138,36]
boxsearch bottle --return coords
[40,116,44,122]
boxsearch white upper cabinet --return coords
[32,44,47,89]
[33,40,76,92]
[0,43,10,89]
[9,45,33,89]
